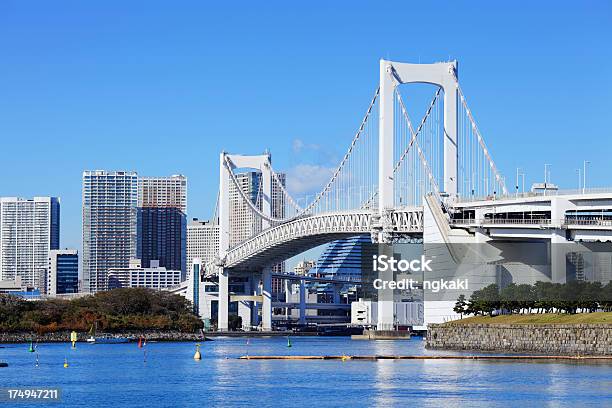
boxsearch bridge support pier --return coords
[238,300,251,331]
[299,279,306,325]
[252,279,261,327]
[551,231,568,283]
[377,244,395,330]
[262,267,273,331]
[218,268,229,331]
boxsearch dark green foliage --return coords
[459,281,612,316]
[228,314,242,331]
[453,294,467,318]
[0,288,203,334]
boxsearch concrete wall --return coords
[426,324,612,355]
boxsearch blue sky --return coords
[0,1,611,251]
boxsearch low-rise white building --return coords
[108,259,181,290]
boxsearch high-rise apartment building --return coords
[186,219,219,271]
[48,249,79,295]
[137,175,187,275]
[228,171,285,246]
[138,175,187,212]
[82,170,138,293]
[0,197,60,289]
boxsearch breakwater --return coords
[0,330,316,343]
[426,324,612,356]
[0,331,204,343]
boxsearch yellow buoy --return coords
[63,358,69,368]
[70,331,78,348]
[193,343,202,360]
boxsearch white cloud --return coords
[286,164,335,196]
[292,138,305,153]
[291,138,322,154]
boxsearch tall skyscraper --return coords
[137,175,187,275]
[48,249,79,295]
[0,197,60,289]
[228,171,285,246]
[138,175,187,211]
[82,170,138,293]
[186,219,219,270]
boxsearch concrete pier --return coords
[351,330,411,340]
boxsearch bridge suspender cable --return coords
[265,160,303,213]
[360,86,442,210]
[449,69,508,196]
[394,87,449,213]
[225,87,381,225]
[299,87,380,215]
[223,156,292,224]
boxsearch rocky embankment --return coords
[0,330,206,343]
[426,323,612,356]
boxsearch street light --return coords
[515,167,522,198]
[583,160,590,194]
[544,164,551,196]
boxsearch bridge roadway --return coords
[272,273,362,285]
[219,190,612,273]
[207,190,612,331]
[221,208,423,271]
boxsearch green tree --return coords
[453,294,468,318]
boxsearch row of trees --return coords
[0,288,203,333]
[454,281,612,317]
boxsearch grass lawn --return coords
[448,312,612,325]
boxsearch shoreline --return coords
[426,323,612,356]
[0,330,321,343]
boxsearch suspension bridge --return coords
[192,59,612,331]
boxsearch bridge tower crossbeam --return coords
[379,59,458,220]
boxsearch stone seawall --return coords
[0,331,205,343]
[426,324,612,355]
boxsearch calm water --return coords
[1,337,611,407]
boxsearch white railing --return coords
[564,218,612,226]
[455,187,612,203]
[451,217,612,228]
[450,218,552,225]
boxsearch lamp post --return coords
[515,167,521,198]
[544,164,551,196]
[583,160,590,194]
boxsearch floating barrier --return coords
[239,355,612,361]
